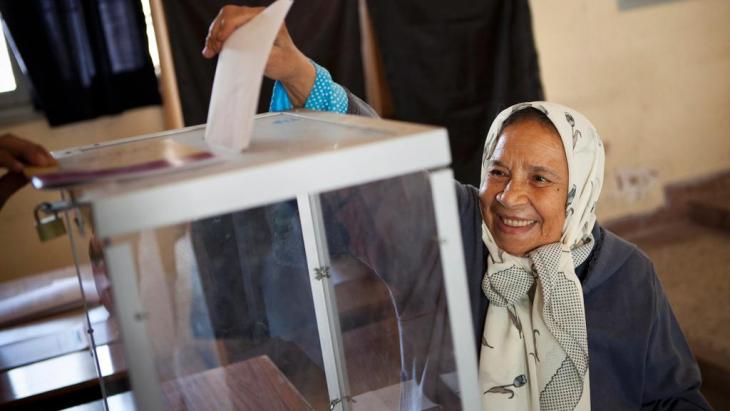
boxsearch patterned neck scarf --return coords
[478,102,605,411]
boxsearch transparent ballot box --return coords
[55,112,481,410]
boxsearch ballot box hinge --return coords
[314,265,331,280]
[329,395,356,410]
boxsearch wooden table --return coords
[0,302,313,410]
[162,355,312,410]
[0,342,127,410]
[62,355,313,411]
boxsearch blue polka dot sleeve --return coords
[269,61,348,113]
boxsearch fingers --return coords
[0,171,29,210]
[0,133,56,171]
[217,7,262,44]
[202,16,222,58]
[202,5,265,58]
[0,150,22,172]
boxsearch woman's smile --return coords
[496,214,538,231]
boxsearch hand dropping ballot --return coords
[26,1,292,189]
[205,0,293,150]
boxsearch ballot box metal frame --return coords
[65,111,482,411]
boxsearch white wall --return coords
[529,0,730,221]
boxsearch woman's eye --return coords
[488,168,505,177]
[533,175,550,184]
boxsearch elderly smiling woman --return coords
[477,105,602,410]
[202,6,710,410]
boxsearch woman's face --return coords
[479,119,569,256]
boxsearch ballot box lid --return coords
[65,111,449,238]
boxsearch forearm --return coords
[277,52,316,108]
[269,61,350,114]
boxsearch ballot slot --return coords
[83,112,450,241]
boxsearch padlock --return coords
[34,203,67,242]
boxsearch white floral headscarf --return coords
[478,102,605,411]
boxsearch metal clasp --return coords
[329,396,356,410]
[314,266,330,280]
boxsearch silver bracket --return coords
[314,266,330,280]
[329,396,356,410]
[38,198,76,214]
[36,197,88,234]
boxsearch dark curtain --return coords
[163,0,541,185]
[366,0,544,185]
[161,0,365,126]
[0,0,161,126]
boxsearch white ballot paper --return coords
[205,0,293,150]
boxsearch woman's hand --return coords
[0,133,56,210]
[202,5,315,107]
